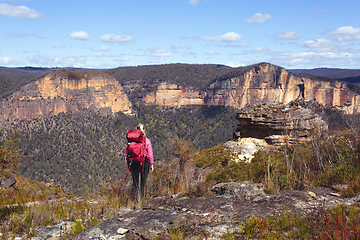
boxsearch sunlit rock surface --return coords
[0,70,132,125]
[143,63,360,113]
[223,138,269,162]
[234,102,328,145]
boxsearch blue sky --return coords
[1,0,360,69]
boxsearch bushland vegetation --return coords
[2,105,237,194]
[0,67,51,98]
[0,133,22,179]
[135,105,238,161]
[191,111,360,195]
[105,63,234,91]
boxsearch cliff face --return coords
[143,63,360,113]
[0,70,132,123]
[1,63,359,126]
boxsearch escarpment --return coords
[1,63,360,127]
[142,63,360,113]
[0,70,132,125]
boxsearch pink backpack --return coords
[125,129,148,170]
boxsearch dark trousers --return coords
[129,159,150,199]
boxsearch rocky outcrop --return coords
[143,63,360,113]
[0,70,132,124]
[223,102,328,162]
[233,102,328,145]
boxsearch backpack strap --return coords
[123,161,132,182]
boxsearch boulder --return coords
[1,177,16,188]
[233,102,328,145]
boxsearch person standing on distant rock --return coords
[128,123,154,199]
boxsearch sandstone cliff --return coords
[1,63,360,126]
[0,70,132,124]
[143,63,360,113]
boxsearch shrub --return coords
[73,221,84,236]
[0,132,22,179]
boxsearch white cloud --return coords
[291,51,352,59]
[2,32,36,38]
[314,7,326,13]
[274,31,302,40]
[94,52,113,58]
[206,51,220,55]
[0,3,41,19]
[70,31,89,40]
[139,48,172,57]
[91,46,109,51]
[0,56,11,64]
[148,59,160,63]
[201,32,242,42]
[268,51,290,56]
[151,49,172,57]
[301,38,348,49]
[246,13,273,24]
[225,62,245,68]
[343,47,360,53]
[245,47,267,53]
[139,47,155,51]
[326,26,360,41]
[225,43,249,48]
[28,54,87,67]
[189,0,200,6]
[100,34,134,43]
[270,55,351,69]
[0,56,20,65]
[171,44,183,50]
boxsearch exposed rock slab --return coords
[223,138,269,162]
[33,221,75,240]
[71,182,358,240]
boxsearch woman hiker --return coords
[128,123,154,199]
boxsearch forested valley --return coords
[3,105,238,194]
